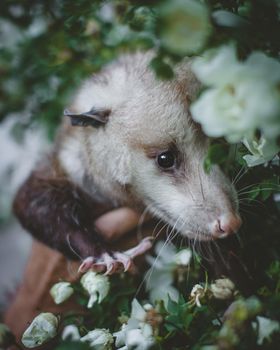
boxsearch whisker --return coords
[198,164,206,201]
[136,204,154,241]
[232,165,247,186]
[66,234,83,260]
[135,212,184,298]
[238,187,279,196]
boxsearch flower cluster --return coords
[49,271,110,309]
[191,44,280,167]
[114,299,157,350]
[62,324,114,350]
[19,255,280,350]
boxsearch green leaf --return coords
[55,340,91,350]
[204,143,228,172]
[166,295,183,314]
[150,56,174,79]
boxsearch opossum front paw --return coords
[78,236,153,275]
[78,252,134,275]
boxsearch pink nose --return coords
[212,214,242,238]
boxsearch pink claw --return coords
[113,252,135,272]
[102,252,119,275]
[78,256,95,273]
[78,237,154,275]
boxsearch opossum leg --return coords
[13,170,110,261]
[79,236,153,274]
[122,236,154,257]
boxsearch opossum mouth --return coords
[146,197,213,242]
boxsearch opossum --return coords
[13,52,242,274]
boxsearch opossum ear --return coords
[64,108,110,127]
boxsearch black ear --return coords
[64,108,110,127]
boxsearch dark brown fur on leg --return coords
[13,169,110,260]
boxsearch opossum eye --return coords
[64,108,110,128]
[157,151,176,169]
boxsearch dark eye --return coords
[157,151,176,169]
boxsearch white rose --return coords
[243,136,279,167]
[210,278,235,300]
[81,329,113,350]
[159,0,211,55]
[21,313,59,348]
[174,249,192,266]
[50,282,74,304]
[80,271,110,308]
[192,44,243,87]
[61,325,80,341]
[191,82,258,142]
[191,45,280,142]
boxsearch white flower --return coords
[192,45,243,87]
[254,316,280,345]
[149,285,179,307]
[190,284,205,307]
[81,329,113,350]
[212,10,248,28]
[80,271,110,308]
[114,299,155,350]
[50,282,74,304]
[210,278,235,300]
[21,313,59,348]
[61,325,80,341]
[125,327,154,350]
[243,136,279,167]
[174,249,192,266]
[145,241,192,305]
[159,0,211,55]
[114,324,154,350]
[191,45,280,143]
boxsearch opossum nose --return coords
[212,215,242,238]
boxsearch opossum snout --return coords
[211,214,242,239]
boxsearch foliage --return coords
[1,0,280,349]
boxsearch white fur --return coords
[58,52,239,238]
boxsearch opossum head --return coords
[61,52,241,241]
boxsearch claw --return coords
[113,252,134,272]
[102,252,119,275]
[78,237,154,275]
[78,256,95,273]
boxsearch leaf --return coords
[150,56,174,79]
[55,340,91,350]
[204,143,228,172]
[167,296,180,314]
